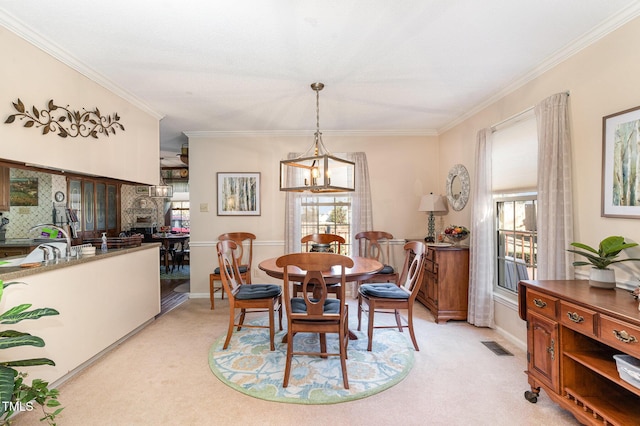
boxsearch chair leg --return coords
[407,305,420,351]
[209,275,215,310]
[367,300,375,352]
[320,333,327,358]
[357,293,363,331]
[283,331,294,387]
[395,309,403,332]
[223,307,235,350]
[268,305,275,351]
[277,296,284,331]
[238,308,246,331]
[339,321,349,389]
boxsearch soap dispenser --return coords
[101,232,108,253]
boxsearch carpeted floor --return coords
[11,297,580,425]
[209,317,414,404]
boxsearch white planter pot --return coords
[589,268,616,289]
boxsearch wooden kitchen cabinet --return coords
[415,245,469,323]
[0,166,9,212]
[519,280,640,425]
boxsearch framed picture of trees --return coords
[217,172,261,216]
[602,105,640,218]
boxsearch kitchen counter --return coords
[1,242,162,385]
[0,242,160,282]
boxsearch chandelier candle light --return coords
[279,83,355,193]
[149,158,173,198]
[418,193,448,242]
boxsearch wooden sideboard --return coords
[415,245,469,324]
[519,279,640,425]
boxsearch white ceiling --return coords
[1,1,640,167]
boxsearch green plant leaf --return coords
[0,334,44,350]
[0,307,59,325]
[570,242,598,254]
[2,358,55,367]
[0,366,16,416]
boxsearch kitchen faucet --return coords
[29,224,72,258]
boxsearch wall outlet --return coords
[199,203,208,212]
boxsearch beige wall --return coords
[0,27,160,184]
[187,133,439,295]
[438,15,640,345]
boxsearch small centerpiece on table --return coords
[443,225,470,246]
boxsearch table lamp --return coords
[418,193,448,242]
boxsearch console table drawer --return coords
[560,301,596,336]
[526,289,558,320]
[600,315,640,358]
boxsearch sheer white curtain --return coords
[347,152,373,248]
[535,92,574,279]
[468,128,495,327]
[284,152,372,254]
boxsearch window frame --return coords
[300,194,352,256]
[494,192,537,296]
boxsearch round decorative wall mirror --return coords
[446,164,470,211]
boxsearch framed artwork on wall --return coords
[9,177,38,206]
[602,105,640,218]
[217,172,261,216]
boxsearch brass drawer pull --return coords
[533,298,547,309]
[613,329,638,344]
[547,339,555,361]
[566,312,584,323]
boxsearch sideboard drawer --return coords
[526,289,558,320]
[600,315,640,359]
[560,300,596,336]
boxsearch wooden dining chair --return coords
[217,240,282,351]
[357,241,427,351]
[209,232,255,309]
[298,233,346,298]
[276,252,354,389]
[354,231,398,295]
[301,233,345,254]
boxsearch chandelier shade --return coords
[149,159,174,198]
[279,82,355,193]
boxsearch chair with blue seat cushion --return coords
[209,232,255,309]
[354,231,399,297]
[276,252,354,389]
[217,240,282,351]
[357,241,426,351]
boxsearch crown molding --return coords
[0,11,164,120]
[438,2,640,135]
[183,129,438,139]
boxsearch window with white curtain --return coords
[493,111,538,293]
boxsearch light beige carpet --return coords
[12,298,579,425]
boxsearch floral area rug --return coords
[208,317,414,404]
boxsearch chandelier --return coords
[279,83,355,193]
[148,159,173,198]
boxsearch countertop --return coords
[0,243,160,281]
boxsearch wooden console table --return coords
[519,279,640,425]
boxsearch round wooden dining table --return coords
[258,255,384,284]
[258,255,383,340]
[152,233,189,273]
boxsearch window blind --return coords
[492,111,537,193]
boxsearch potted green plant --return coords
[0,280,63,425]
[567,235,640,288]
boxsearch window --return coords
[492,110,537,294]
[170,201,190,233]
[300,195,352,255]
[496,195,537,292]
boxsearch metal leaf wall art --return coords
[4,98,125,138]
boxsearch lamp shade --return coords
[419,194,447,212]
